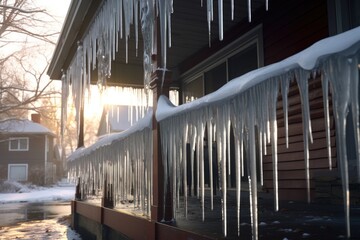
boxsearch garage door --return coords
[8,164,28,181]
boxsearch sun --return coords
[83,86,153,120]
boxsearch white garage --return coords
[8,164,28,181]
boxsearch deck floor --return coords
[169,189,360,239]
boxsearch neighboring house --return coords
[47,0,360,239]
[0,115,57,185]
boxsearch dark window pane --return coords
[204,62,227,95]
[183,76,204,103]
[10,140,18,150]
[19,139,28,150]
[228,43,258,80]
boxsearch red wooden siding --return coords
[262,0,329,65]
[263,76,336,201]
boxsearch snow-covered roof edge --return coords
[156,26,360,121]
[0,119,55,136]
[67,109,153,161]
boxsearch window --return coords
[183,76,204,103]
[9,137,29,151]
[182,25,263,102]
[204,62,227,94]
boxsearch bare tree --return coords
[0,0,58,44]
[0,0,61,120]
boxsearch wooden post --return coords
[150,69,173,222]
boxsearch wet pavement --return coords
[0,201,81,240]
[0,201,71,227]
[0,215,81,240]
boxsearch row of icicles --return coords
[158,53,359,239]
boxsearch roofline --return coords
[4,132,57,137]
[47,0,97,80]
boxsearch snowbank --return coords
[0,181,75,203]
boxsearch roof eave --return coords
[47,0,96,80]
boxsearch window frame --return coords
[181,24,264,103]
[8,137,29,151]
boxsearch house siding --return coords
[262,0,329,65]
[179,0,331,201]
[260,0,331,200]
[263,76,336,200]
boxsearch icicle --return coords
[349,55,360,181]
[157,0,173,87]
[196,133,200,198]
[190,124,197,196]
[226,105,231,187]
[247,0,252,22]
[216,106,227,237]
[280,76,290,148]
[325,56,352,238]
[183,122,189,218]
[218,0,223,41]
[199,119,206,221]
[231,0,234,20]
[134,0,139,56]
[321,71,332,169]
[266,0,269,11]
[248,91,258,240]
[207,0,212,47]
[207,111,214,210]
[295,68,312,203]
[235,134,242,236]
[269,79,279,211]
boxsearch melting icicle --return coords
[248,90,258,240]
[295,68,312,203]
[324,56,352,238]
[248,0,252,22]
[68,111,153,217]
[349,55,360,181]
[280,76,290,148]
[269,79,279,211]
[218,0,223,41]
[183,122,189,218]
[231,0,234,20]
[207,109,214,210]
[321,71,333,169]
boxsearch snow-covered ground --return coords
[0,180,75,204]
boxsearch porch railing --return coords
[156,26,360,239]
[68,110,153,217]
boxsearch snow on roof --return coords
[156,26,360,121]
[0,119,55,136]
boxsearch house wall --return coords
[179,0,331,201]
[0,134,53,185]
[263,76,336,200]
[262,0,329,65]
[260,0,332,201]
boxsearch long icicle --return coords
[269,79,279,211]
[248,90,258,240]
[281,75,290,148]
[295,69,312,203]
[325,56,352,238]
[321,71,333,169]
